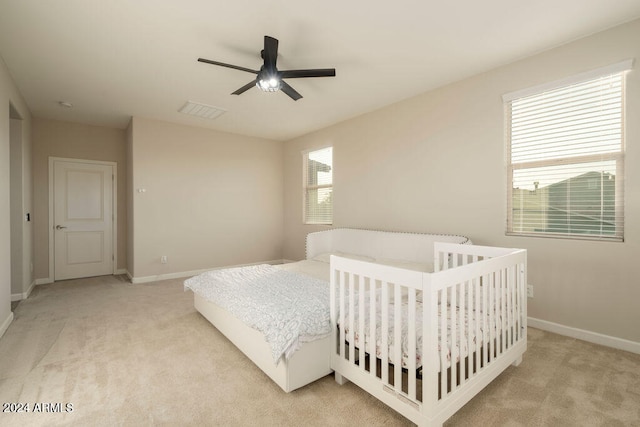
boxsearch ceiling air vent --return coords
[178,101,226,120]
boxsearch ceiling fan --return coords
[198,35,336,101]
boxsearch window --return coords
[505,60,632,241]
[304,147,333,224]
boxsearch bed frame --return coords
[330,242,527,426]
[194,293,332,392]
[191,228,470,393]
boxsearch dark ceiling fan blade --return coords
[197,58,258,74]
[280,68,336,79]
[232,79,258,95]
[280,80,302,101]
[263,36,279,69]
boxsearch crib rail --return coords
[330,243,527,426]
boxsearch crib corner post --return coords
[512,355,523,367]
[334,372,349,386]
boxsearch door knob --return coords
[55,225,67,230]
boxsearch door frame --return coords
[48,157,118,281]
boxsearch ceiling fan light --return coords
[257,76,281,92]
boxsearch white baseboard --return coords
[36,261,288,285]
[25,280,35,298]
[0,312,14,339]
[528,317,640,355]
[129,259,286,284]
[131,269,207,284]
[10,281,36,301]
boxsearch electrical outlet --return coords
[527,284,534,298]
[161,255,168,264]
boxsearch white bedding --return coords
[184,262,330,364]
[341,294,509,372]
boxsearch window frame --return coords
[504,60,632,242]
[302,146,333,225]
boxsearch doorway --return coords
[48,158,117,281]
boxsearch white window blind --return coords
[506,62,631,241]
[304,147,333,224]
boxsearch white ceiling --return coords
[1,1,640,141]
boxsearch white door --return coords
[53,159,114,280]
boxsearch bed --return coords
[184,228,471,393]
[330,242,527,426]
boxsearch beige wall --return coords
[129,117,284,279]
[32,118,127,279]
[0,57,32,335]
[283,19,640,343]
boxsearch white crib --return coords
[188,228,471,393]
[330,242,527,426]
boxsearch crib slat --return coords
[358,274,365,372]
[508,266,514,347]
[440,288,448,397]
[516,263,524,341]
[407,288,417,399]
[348,272,355,365]
[471,253,479,371]
[512,266,518,342]
[487,272,494,365]
[504,268,509,354]
[473,275,481,377]
[381,282,389,385]
[423,274,437,413]
[503,267,513,351]
[520,262,526,339]
[451,280,457,392]
[394,283,402,393]
[501,268,506,354]
[369,278,377,378]
[330,267,338,357]
[460,281,467,386]
[516,265,521,340]
[339,270,346,360]
[512,267,517,342]
[494,271,500,357]
[502,269,505,354]
[480,274,485,367]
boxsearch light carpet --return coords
[1,275,639,426]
